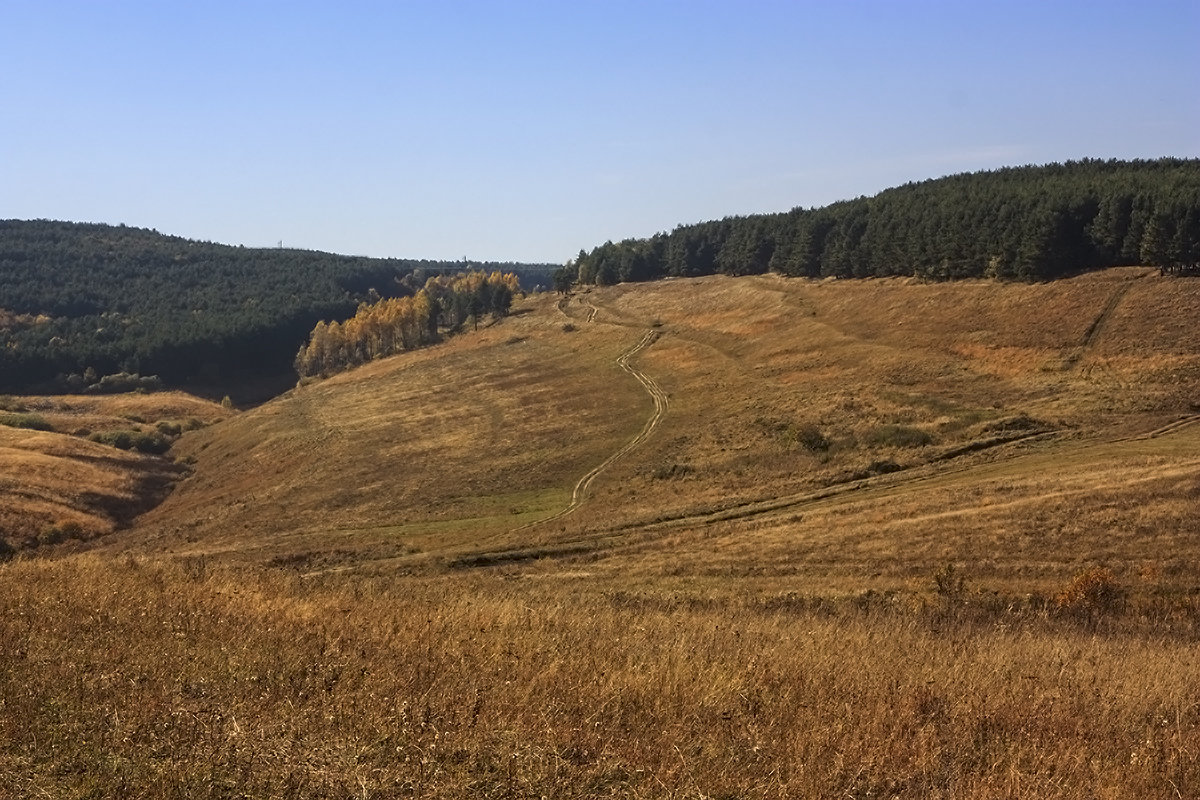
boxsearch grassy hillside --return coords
[3,268,1199,797]
[127,267,1200,588]
[0,392,227,549]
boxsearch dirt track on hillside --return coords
[523,328,667,528]
[1061,270,1149,370]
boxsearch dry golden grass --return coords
[5,269,1200,796]
[125,269,1198,574]
[524,270,1200,572]
[113,268,1200,602]
[0,393,225,545]
[127,303,650,566]
[2,390,227,438]
[1,554,1196,799]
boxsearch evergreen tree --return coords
[566,159,1200,287]
[1140,215,1172,269]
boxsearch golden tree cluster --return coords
[295,271,520,378]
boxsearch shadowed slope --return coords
[0,392,226,545]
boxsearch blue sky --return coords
[2,1,1197,263]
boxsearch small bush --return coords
[133,432,171,454]
[1056,566,1125,617]
[933,563,966,599]
[795,424,831,452]
[562,323,577,332]
[90,430,132,450]
[0,396,28,412]
[156,420,183,436]
[0,413,54,431]
[866,424,933,448]
[38,526,68,546]
[135,432,172,454]
[89,429,172,455]
[756,419,832,452]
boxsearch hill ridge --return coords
[566,157,1200,286]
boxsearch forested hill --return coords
[0,220,556,399]
[565,158,1200,287]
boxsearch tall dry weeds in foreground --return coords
[1,554,1197,799]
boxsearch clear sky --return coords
[2,1,1197,264]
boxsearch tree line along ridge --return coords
[559,158,1200,288]
[3,159,1196,398]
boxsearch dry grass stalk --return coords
[0,554,1196,798]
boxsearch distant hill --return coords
[0,220,556,399]
[565,158,1200,286]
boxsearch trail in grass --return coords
[555,293,598,322]
[1124,414,1200,441]
[1062,270,1149,370]
[471,418,1200,568]
[521,328,667,529]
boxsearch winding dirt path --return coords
[525,329,667,528]
[555,294,600,323]
[1127,414,1200,441]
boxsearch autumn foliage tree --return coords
[294,271,520,378]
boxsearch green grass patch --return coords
[881,391,991,433]
[333,489,573,541]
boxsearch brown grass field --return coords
[0,392,227,545]
[2,267,1199,797]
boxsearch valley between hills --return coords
[2,267,1199,797]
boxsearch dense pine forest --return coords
[563,158,1200,287]
[0,221,555,399]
